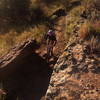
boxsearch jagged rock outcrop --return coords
[45,3,100,99]
[0,39,52,100]
[45,38,100,100]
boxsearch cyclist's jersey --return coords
[47,30,56,41]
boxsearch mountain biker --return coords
[46,28,57,61]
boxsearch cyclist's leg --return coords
[50,40,54,56]
[51,46,53,56]
[47,41,51,62]
[47,45,50,57]
[47,39,50,54]
[46,45,49,62]
[49,41,53,57]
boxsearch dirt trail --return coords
[36,16,67,67]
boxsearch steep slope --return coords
[0,1,100,100]
[45,1,100,99]
[0,39,52,100]
[36,16,67,67]
[45,15,100,100]
[45,38,100,100]
[0,11,67,100]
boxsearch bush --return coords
[79,21,100,53]
[0,31,17,56]
[79,21,100,40]
[79,21,93,40]
[0,25,47,56]
[70,5,85,17]
[81,0,100,20]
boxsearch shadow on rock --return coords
[0,40,53,100]
[3,53,52,100]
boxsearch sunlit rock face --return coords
[45,38,100,100]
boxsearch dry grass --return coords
[89,36,100,53]
[79,21,93,40]
[93,21,100,33]
[0,31,17,56]
[79,21,100,53]
[79,21,100,40]
[0,25,47,57]
[70,5,85,17]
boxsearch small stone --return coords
[66,67,73,73]
[88,64,93,69]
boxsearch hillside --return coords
[45,24,100,100]
[0,0,100,100]
[45,0,100,99]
